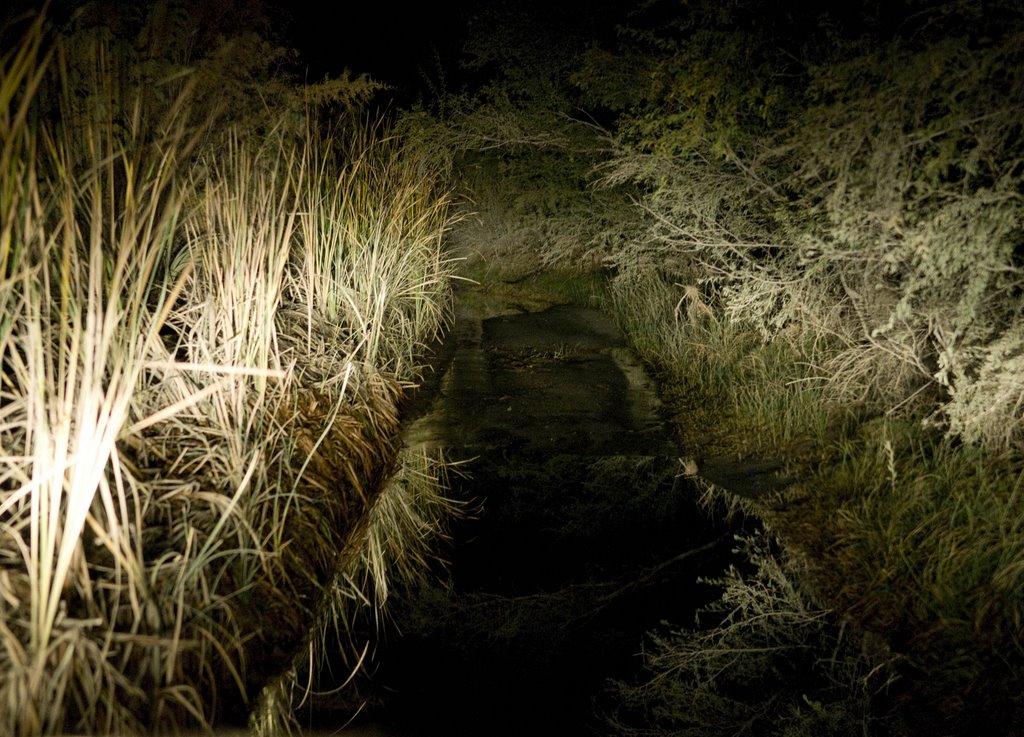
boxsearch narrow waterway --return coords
[303,301,741,735]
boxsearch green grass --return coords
[780,420,1024,732]
[604,270,836,458]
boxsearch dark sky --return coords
[278,0,624,100]
[0,0,480,103]
[279,0,480,92]
[273,0,900,103]
[2,0,952,105]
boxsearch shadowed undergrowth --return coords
[415,2,1024,732]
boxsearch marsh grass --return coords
[290,120,457,388]
[775,420,1024,732]
[0,20,226,732]
[0,16,458,735]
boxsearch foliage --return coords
[402,0,649,276]
[606,527,897,737]
[589,1,1024,447]
[413,101,630,275]
[460,0,625,110]
[574,0,813,156]
[793,29,1024,440]
[401,2,1024,735]
[582,7,1024,727]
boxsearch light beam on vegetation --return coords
[0,9,459,735]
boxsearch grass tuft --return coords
[0,14,459,733]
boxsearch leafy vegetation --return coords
[420,0,1024,733]
[4,0,1024,732]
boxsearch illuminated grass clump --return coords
[0,13,456,735]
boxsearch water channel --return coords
[302,301,745,735]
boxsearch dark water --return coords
[300,305,740,736]
[369,456,730,737]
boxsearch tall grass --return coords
[291,121,456,388]
[0,16,212,732]
[605,270,833,456]
[787,419,1024,732]
[1,15,458,734]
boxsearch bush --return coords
[589,1,1024,446]
[605,527,897,737]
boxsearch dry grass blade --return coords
[289,121,456,388]
[2,10,461,732]
[0,18,211,733]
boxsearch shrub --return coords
[605,527,897,737]
[590,2,1024,445]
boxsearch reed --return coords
[0,16,214,732]
[290,121,456,390]
[0,15,458,733]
